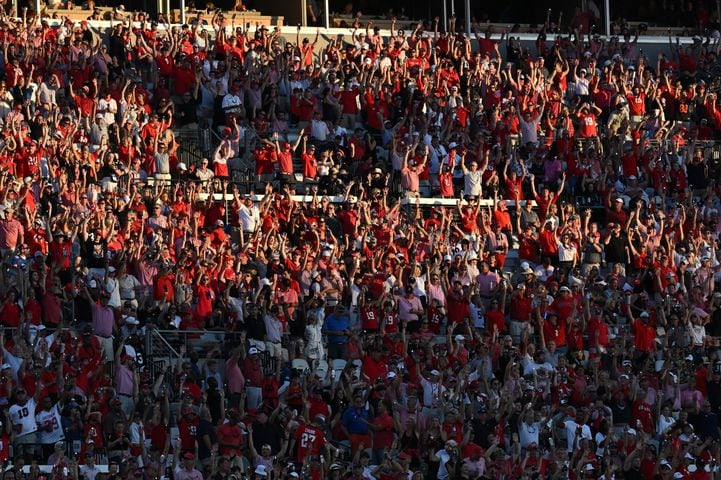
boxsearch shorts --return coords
[15,432,37,445]
[349,433,371,454]
[265,341,283,360]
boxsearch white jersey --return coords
[9,398,38,436]
[79,465,101,480]
[35,404,65,444]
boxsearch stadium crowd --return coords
[0,5,718,480]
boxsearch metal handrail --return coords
[147,327,180,359]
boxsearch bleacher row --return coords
[37,6,694,38]
[42,6,284,27]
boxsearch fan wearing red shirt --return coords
[439,161,455,198]
[177,406,199,452]
[4,59,24,88]
[155,46,175,79]
[624,85,647,120]
[446,282,470,325]
[486,298,507,334]
[359,292,381,332]
[254,144,275,180]
[630,308,655,354]
[441,411,464,443]
[368,402,395,454]
[427,299,445,335]
[380,301,399,335]
[195,275,216,320]
[550,287,576,323]
[216,409,244,456]
[301,142,318,180]
[291,418,326,463]
[0,290,21,327]
[172,58,196,96]
[267,130,304,180]
[586,308,609,351]
[297,31,319,68]
[338,85,360,124]
[531,178,564,222]
[631,397,654,434]
[575,102,602,138]
[71,81,97,118]
[362,349,388,381]
[538,223,559,261]
[539,312,567,348]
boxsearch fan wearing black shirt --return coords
[471,406,499,449]
[707,364,721,412]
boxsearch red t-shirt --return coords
[373,412,395,449]
[302,152,317,178]
[362,354,388,380]
[632,319,655,353]
[338,89,360,114]
[542,318,566,347]
[216,422,243,456]
[178,416,199,451]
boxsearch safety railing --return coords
[9,441,109,467]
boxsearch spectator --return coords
[0,9,718,480]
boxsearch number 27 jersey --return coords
[293,423,325,462]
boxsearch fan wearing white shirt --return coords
[79,452,102,480]
[35,396,65,458]
[9,382,41,460]
[518,404,548,450]
[430,440,460,480]
[235,193,261,234]
[564,408,593,452]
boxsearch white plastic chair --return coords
[331,359,347,385]
[291,358,310,377]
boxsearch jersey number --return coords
[17,407,29,418]
[300,431,316,448]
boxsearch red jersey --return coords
[577,112,598,137]
[382,311,399,334]
[427,304,444,334]
[631,400,654,433]
[178,416,199,451]
[361,306,380,331]
[293,423,325,462]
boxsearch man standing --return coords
[290,414,327,463]
[0,207,24,260]
[216,408,243,463]
[174,452,203,480]
[234,190,261,237]
[178,405,200,454]
[341,395,371,455]
[9,382,40,462]
[431,439,460,480]
[35,396,65,460]
[114,340,137,417]
[323,305,350,360]
[263,305,284,361]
